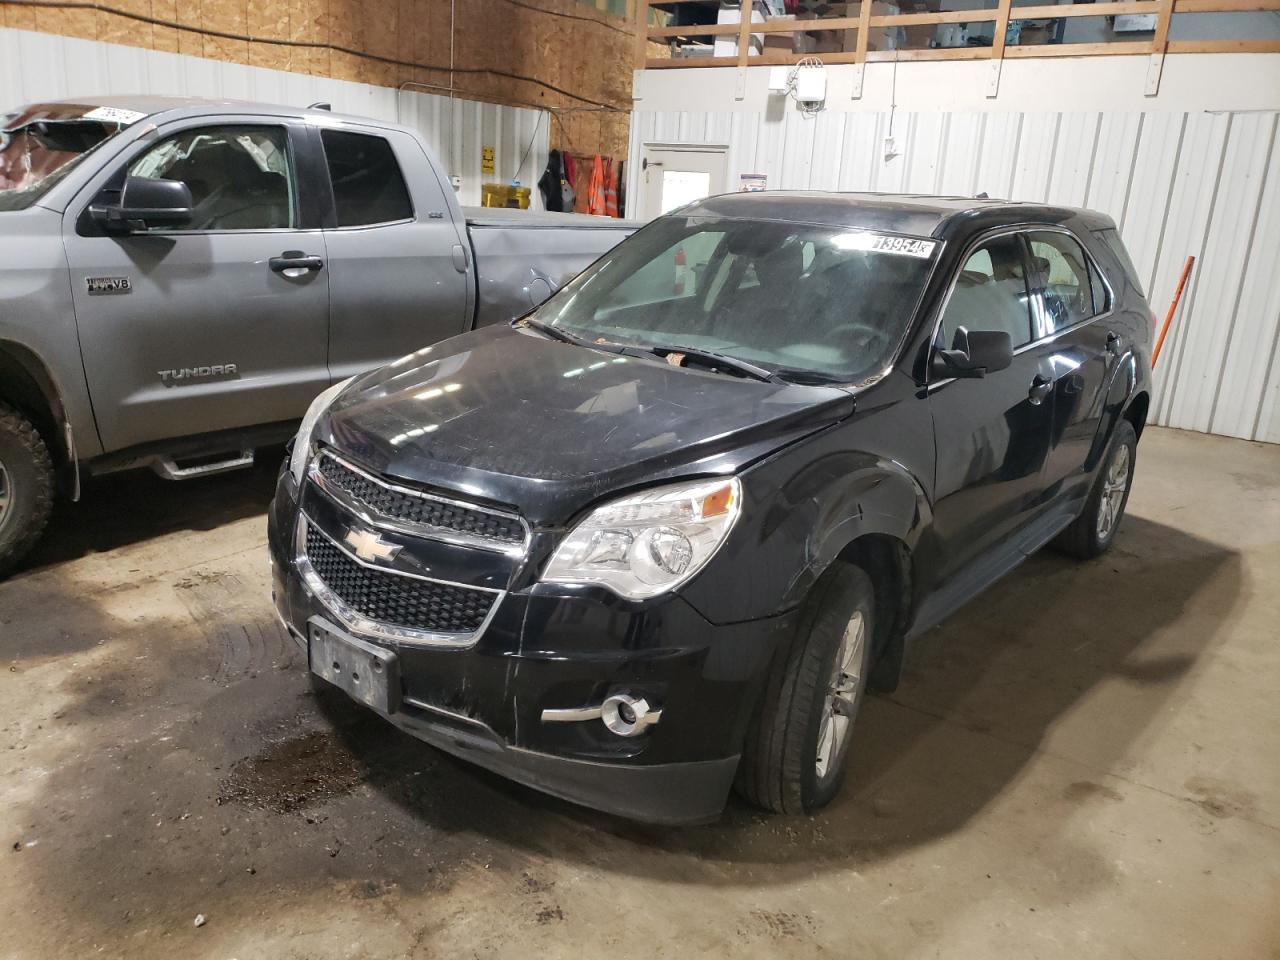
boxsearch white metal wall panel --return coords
[1210,114,1280,441]
[0,26,549,210]
[630,101,1280,443]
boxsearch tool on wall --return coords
[1153,255,1195,369]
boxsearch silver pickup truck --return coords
[0,96,638,575]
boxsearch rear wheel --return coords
[735,562,875,814]
[0,402,55,579]
[1055,419,1137,560]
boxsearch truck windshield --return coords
[0,104,142,211]
[532,215,938,383]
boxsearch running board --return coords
[152,450,255,480]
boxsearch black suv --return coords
[268,192,1153,824]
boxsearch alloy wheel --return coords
[1096,444,1130,541]
[0,459,11,531]
[815,610,866,781]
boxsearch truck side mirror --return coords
[91,175,194,233]
[931,327,1014,379]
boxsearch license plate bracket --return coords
[308,621,401,714]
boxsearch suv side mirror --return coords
[932,327,1014,379]
[91,175,194,233]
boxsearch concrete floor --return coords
[1,426,1277,959]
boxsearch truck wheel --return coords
[1054,419,1137,560]
[0,402,55,579]
[735,562,875,815]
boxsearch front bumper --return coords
[267,467,794,825]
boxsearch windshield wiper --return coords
[770,367,851,386]
[645,345,778,383]
[516,316,580,345]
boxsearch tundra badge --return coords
[86,276,132,295]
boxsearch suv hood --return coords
[319,324,853,525]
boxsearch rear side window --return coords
[1027,231,1101,332]
[1094,227,1144,298]
[321,129,412,227]
[938,234,1034,350]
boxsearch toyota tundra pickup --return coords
[268,191,1154,824]
[0,96,637,575]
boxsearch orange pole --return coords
[1152,255,1194,369]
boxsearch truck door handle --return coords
[269,253,324,275]
[451,243,469,273]
[1028,373,1054,404]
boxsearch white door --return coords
[639,146,728,219]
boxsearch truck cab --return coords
[0,97,635,575]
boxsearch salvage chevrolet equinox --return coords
[268,192,1154,824]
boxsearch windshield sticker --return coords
[831,231,937,259]
[83,106,147,126]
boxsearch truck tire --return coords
[735,562,875,815]
[1054,419,1137,560]
[0,402,55,579]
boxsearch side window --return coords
[128,125,294,231]
[1028,231,1094,332]
[938,234,1034,352]
[321,129,413,227]
[1089,258,1111,316]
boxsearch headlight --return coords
[542,477,741,600]
[288,376,355,486]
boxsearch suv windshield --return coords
[532,215,938,383]
[0,104,143,211]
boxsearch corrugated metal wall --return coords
[0,26,550,208]
[628,106,1280,444]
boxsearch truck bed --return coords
[464,207,643,328]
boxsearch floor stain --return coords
[218,730,368,813]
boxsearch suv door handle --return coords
[1028,373,1054,405]
[1106,331,1121,355]
[269,253,324,275]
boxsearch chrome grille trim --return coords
[295,514,504,648]
[309,450,530,556]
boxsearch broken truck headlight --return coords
[288,376,355,487]
[542,477,741,600]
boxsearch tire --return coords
[735,562,875,815]
[0,402,55,580]
[1054,419,1137,560]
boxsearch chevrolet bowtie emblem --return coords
[343,528,402,563]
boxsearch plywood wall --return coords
[0,0,633,157]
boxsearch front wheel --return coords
[1055,419,1137,560]
[735,562,875,814]
[0,403,55,579]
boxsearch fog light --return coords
[601,693,660,737]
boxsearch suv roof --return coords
[688,190,1114,240]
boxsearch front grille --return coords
[305,523,495,635]
[315,454,524,547]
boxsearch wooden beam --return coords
[1147,0,1175,94]
[868,46,994,61]
[1004,40,1156,56]
[1173,0,1280,10]
[737,0,753,69]
[1167,38,1280,51]
[634,0,651,71]
[988,0,1013,97]
[871,9,998,26]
